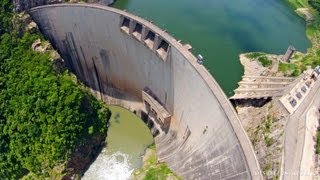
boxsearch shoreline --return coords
[234,1,320,179]
[130,145,181,180]
[239,0,318,77]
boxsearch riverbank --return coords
[130,145,180,180]
[286,0,320,72]
[240,0,319,77]
[234,1,320,179]
[82,105,154,179]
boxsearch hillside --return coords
[0,0,111,178]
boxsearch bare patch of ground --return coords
[296,8,315,23]
[237,99,287,179]
[236,53,291,179]
[240,53,284,76]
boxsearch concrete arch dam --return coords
[30,4,262,179]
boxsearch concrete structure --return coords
[282,45,296,62]
[230,75,295,100]
[299,107,320,180]
[281,67,320,180]
[29,4,262,179]
[280,68,320,114]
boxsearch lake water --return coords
[113,0,310,95]
[83,1,310,179]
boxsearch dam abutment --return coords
[29,4,262,179]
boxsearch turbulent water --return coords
[82,151,133,180]
[82,106,153,180]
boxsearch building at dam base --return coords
[30,4,262,179]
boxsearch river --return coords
[83,0,310,179]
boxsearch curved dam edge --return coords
[29,4,262,179]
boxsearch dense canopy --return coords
[0,0,110,178]
[309,0,320,11]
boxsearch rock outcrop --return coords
[13,0,114,12]
[13,0,64,12]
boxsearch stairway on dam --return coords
[230,75,296,100]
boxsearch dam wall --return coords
[29,4,262,179]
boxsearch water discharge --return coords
[82,151,133,180]
[84,1,310,178]
[83,106,153,180]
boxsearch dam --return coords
[29,4,262,179]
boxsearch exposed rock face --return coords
[13,0,64,12]
[233,53,290,179]
[13,0,115,12]
[296,8,315,23]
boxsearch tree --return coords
[0,1,111,178]
[309,0,320,11]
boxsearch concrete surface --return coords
[29,4,262,179]
[280,70,318,114]
[230,75,295,100]
[299,107,319,180]
[281,70,320,180]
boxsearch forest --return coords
[0,0,111,178]
[309,0,320,11]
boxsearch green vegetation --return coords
[246,0,320,76]
[283,0,320,76]
[278,62,301,76]
[144,164,173,180]
[309,0,320,11]
[288,0,309,8]
[248,114,276,148]
[263,115,275,147]
[245,52,267,59]
[245,52,272,67]
[257,56,273,67]
[0,0,12,34]
[131,145,181,180]
[0,0,111,178]
[249,113,279,178]
[316,128,320,154]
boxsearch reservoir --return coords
[84,0,310,179]
[113,0,310,95]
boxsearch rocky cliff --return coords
[13,0,63,12]
[13,0,114,12]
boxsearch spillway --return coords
[29,4,262,179]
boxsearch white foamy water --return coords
[82,150,134,180]
[82,106,154,180]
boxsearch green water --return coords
[85,2,310,178]
[105,106,153,166]
[83,106,153,179]
[113,0,310,96]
